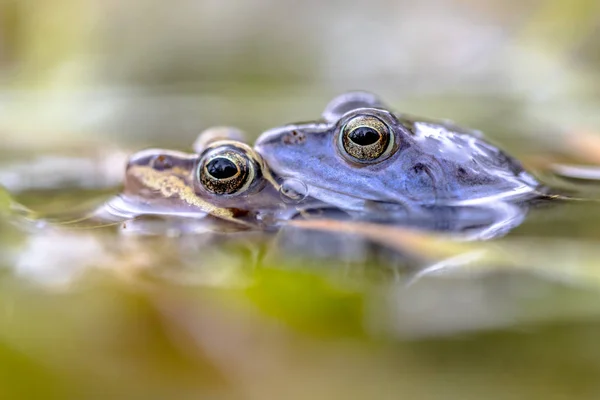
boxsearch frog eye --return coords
[198,147,258,195]
[338,115,394,163]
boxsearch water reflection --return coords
[2,187,534,290]
[96,186,532,239]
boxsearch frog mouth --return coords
[292,180,417,214]
[287,176,537,215]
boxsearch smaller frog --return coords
[255,91,543,213]
[115,127,321,228]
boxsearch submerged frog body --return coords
[255,92,542,212]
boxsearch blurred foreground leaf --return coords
[0,341,68,399]
[246,267,365,337]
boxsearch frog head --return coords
[255,91,540,212]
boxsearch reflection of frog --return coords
[256,91,542,212]
[115,127,320,228]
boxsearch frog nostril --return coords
[151,154,173,170]
[283,130,306,145]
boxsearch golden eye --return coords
[198,147,258,195]
[338,115,394,162]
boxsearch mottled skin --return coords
[255,91,542,212]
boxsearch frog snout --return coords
[257,127,290,149]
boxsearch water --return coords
[3,97,600,399]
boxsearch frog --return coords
[110,120,533,240]
[255,91,544,214]
[108,127,325,229]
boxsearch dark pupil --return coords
[206,158,238,179]
[349,126,381,146]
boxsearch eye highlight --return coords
[199,147,258,195]
[338,115,394,163]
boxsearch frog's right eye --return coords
[198,146,260,196]
[337,114,395,163]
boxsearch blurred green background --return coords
[2,0,600,150]
[3,1,600,399]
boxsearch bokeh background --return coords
[3,1,600,399]
[3,0,600,151]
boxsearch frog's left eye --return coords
[338,115,395,163]
[198,147,259,196]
